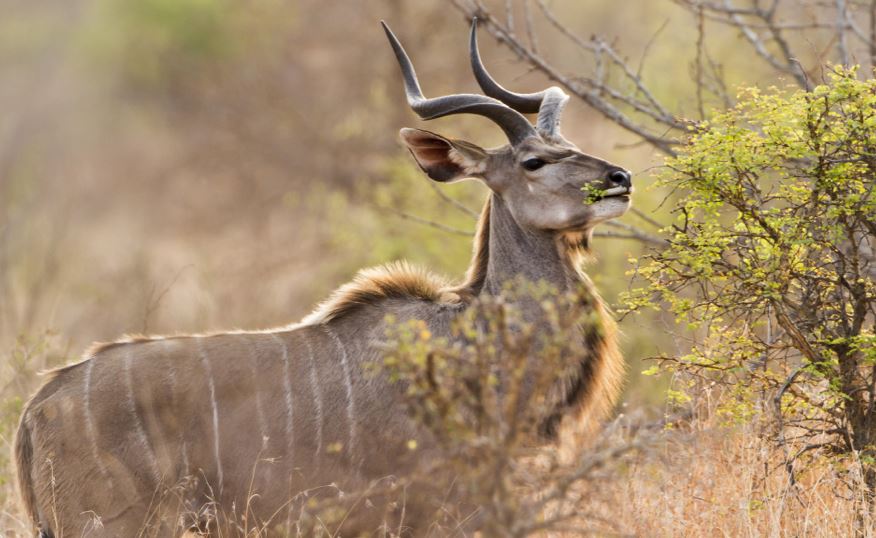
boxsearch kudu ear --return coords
[400,128,488,183]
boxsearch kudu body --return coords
[15,20,632,537]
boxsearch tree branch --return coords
[448,0,682,155]
[374,204,475,236]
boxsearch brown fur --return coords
[561,233,625,424]
[14,411,39,536]
[15,368,74,538]
[307,197,493,324]
[530,234,624,442]
[304,260,459,323]
[79,208,496,358]
[448,197,492,299]
[307,194,622,438]
[562,292,625,436]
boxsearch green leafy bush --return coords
[624,67,876,494]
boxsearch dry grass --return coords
[601,416,871,538]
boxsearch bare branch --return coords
[674,0,810,88]
[871,0,876,70]
[836,0,851,65]
[535,0,677,124]
[630,206,666,230]
[424,179,481,220]
[773,364,806,487]
[523,0,540,54]
[592,230,666,245]
[695,5,707,120]
[448,0,681,154]
[374,204,475,236]
[525,439,646,519]
[602,221,668,247]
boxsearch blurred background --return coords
[1,0,860,530]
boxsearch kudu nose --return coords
[608,169,632,188]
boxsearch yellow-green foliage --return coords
[624,67,876,480]
[378,279,632,535]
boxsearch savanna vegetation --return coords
[1,0,875,536]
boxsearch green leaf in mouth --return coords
[581,184,608,204]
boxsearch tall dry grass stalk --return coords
[601,412,872,538]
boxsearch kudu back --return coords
[15,19,631,537]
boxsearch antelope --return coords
[14,19,631,537]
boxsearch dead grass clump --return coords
[603,411,870,538]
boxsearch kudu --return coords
[15,19,632,537]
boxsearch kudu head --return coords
[382,19,632,234]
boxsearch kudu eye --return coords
[522,157,547,171]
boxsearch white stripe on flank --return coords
[248,339,269,452]
[270,333,295,456]
[322,325,357,463]
[302,335,323,458]
[270,333,297,535]
[123,349,162,483]
[164,352,188,478]
[197,340,224,493]
[83,358,110,479]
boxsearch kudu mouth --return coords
[566,183,633,201]
[597,185,634,199]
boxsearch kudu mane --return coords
[306,197,492,323]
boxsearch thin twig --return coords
[870,0,876,71]
[835,0,850,65]
[375,204,474,236]
[602,221,668,246]
[450,0,680,154]
[142,264,194,333]
[425,179,481,220]
[774,364,806,488]
[638,19,670,79]
[695,5,707,120]
[630,207,665,229]
[591,230,665,246]
[523,0,539,54]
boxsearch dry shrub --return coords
[377,280,645,536]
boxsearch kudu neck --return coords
[477,193,580,297]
